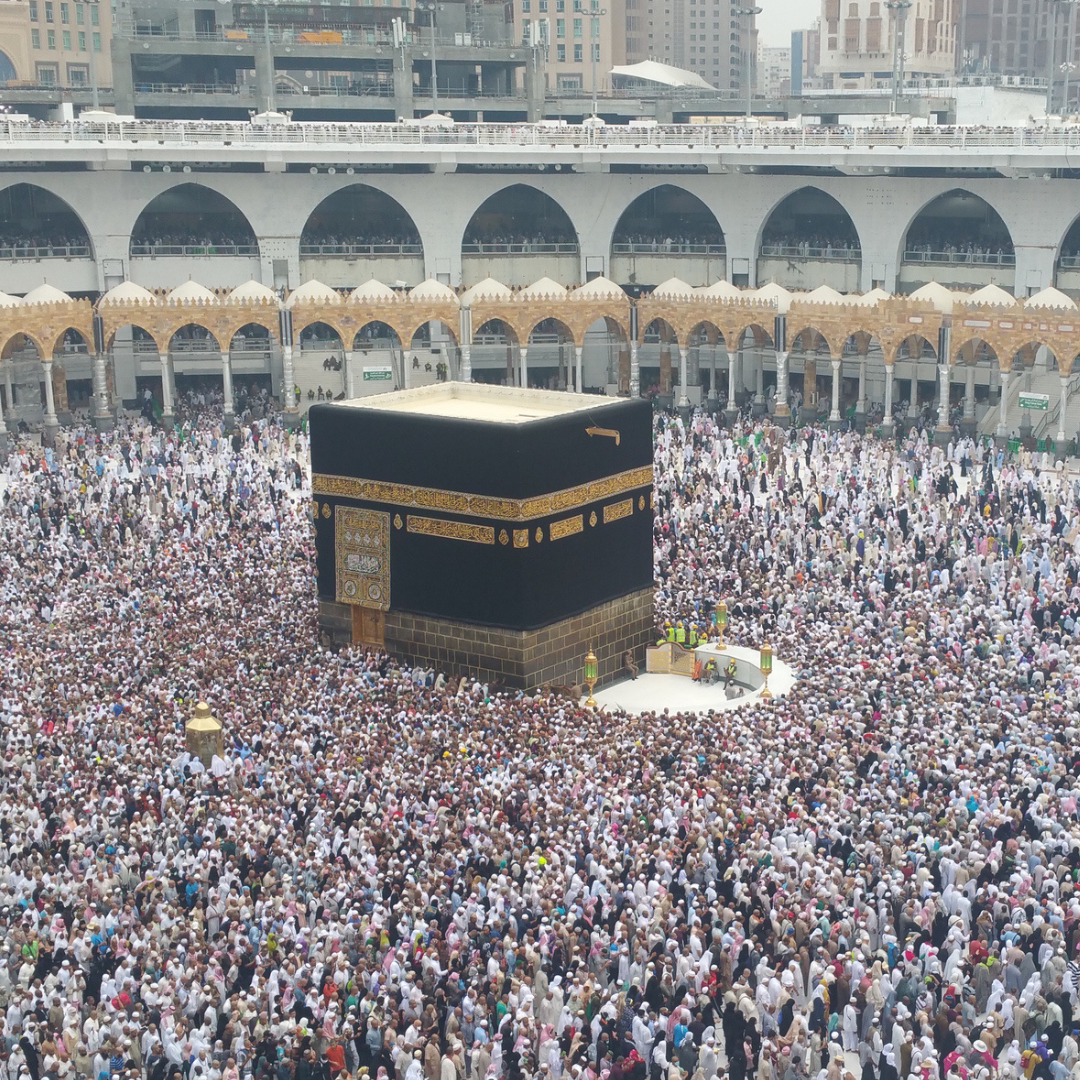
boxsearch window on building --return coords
[556,41,565,57]
[592,41,599,57]
[556,0,564,11]
[556,16,564,34]
[844,17,859,48]
[573,41,582,58]
[31,27,40,46]
[92,30,99,48]
[77,29,85,47]
[60,3,68,21]
[538,0,547,11]
[67,62,88,82]
[522,0,530,12]
[590,15,598,34]
[29,1,38,18]
[62,28,70,46]
[36,61,57,81]
[573,16,581,34]
[75,3,82,21]
[47,28,55,46]
[90,7,97,25]
[44,2,53,20]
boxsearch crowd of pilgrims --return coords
[3,396,1080,1080]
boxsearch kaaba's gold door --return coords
[351,606,384,647]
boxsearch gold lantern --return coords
[583,647,598,708]
[759,642,773,699]
[715,600,728,650]
[186,701,224,769]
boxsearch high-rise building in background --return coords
[959,0,1077,110]
[616,0,757,91]
[758,43,790,94]
[817,0,956,89]
[790,22,822,92]
[517,0,618,93]
[0,0,111,91]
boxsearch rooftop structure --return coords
[338,382,606,422]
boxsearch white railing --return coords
[131,242,258,256]
[0,243,90,258]
[10,119,1080,152]
[300,242,423,256]
[760,243,860,262]
[462,242,578,254]
[903,249,1015,266]
[612,242,726,255]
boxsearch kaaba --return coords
[309,384,654,690]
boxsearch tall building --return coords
[758,43,790,94]
[959,0,1075,100]
[817,0,956,89]
[615,0,756,91]
[790,22,821,92]
[517,0,618,93]
[0,0,111,89]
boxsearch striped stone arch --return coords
[787,324,844,360]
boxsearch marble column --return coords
[774,350,789,418]
[1059,372,1070,445]
[2,361,13,419]
[92,353,113,430]
[882,363,894,431]
[964,363,976,420]
[221,350,234,427]
[281,344,297,418]
[829,358,842,423]
[997,369,1010,437]
[519,346,528,388]
[158,353,174,428]
[677,343,689,409]
[937,362,951,430]
[42,358,58,438]
[708,343,719,405]
[630,341,640,398]
[856,355,867,417]
[344,350,356,398]
[460,344,472,384]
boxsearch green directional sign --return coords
[1018,392,1049,411]
[363,366,393,381]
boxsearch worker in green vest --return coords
[726,657,737,680]
[674,622,686,645]
[687,624,698,648]
[665,622,676,643]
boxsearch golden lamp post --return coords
[583,647,598,707]
[759,642,773,699]
[185,701,224,769]
[715,600,728,650]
